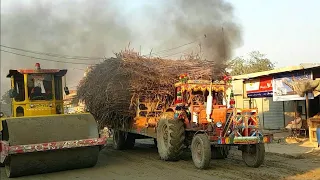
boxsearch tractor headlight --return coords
[216,122,222,128]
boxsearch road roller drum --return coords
[0,113,105,178]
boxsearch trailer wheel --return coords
[191,134,211,169]
[156,112,185,161]
[211,146,230,159]
[124,133,135,149]
[113,130,126,150]
[0,133,4,167]
[154,138,157,147]
[242,143,265,168]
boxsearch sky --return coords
[224,0,320,67]
[0,0,319,94]
[1,0,319,67]
[114,0,320,67]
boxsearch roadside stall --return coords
[291,77,320,143]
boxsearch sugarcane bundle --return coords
[76,48,218,129]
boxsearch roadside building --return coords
[63,90,77,113]
[63,65,93,113]
[232,63,320,130]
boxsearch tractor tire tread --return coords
[157,112,185,161]
[242,143,265,168]
[191,133,211,169]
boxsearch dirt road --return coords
[1,139,319,180]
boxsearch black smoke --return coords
[0,0,242,94]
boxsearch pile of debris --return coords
[76,48,222,129]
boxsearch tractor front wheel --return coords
[242,143,265,168]
[191,134,211,169]
[156,112,185,161]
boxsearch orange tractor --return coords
[112,78,273,169]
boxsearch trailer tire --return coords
[0,133,4,167]
[124,133,135,149]
[113,130,126,150]
[211,146,230,159]
[242,143,265,168]
[154,138,157,147]
[191,134,211,169]
[156,112,185,161]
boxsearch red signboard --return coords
[246,76,273,97]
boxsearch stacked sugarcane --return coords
[76,48,220,129]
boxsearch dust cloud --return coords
[0,0,242,95]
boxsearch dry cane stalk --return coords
[76,47,223,130]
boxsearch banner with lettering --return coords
[246,76,273,98]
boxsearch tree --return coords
[1,90,12,116]
[1,90,12,104]
[228,51,276,76]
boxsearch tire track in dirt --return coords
[100,141,313,180]
[1,139,319,180]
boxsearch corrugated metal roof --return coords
[232,63,320,80]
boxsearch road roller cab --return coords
[6,63,68,117]
[0,63,106,178]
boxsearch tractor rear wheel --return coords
[242,143,265,167]
[156,112,185,161]
[191,134,211,169]
[211,146,230,159]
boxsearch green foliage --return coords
[1,90,12,104]
[228,51,276,76]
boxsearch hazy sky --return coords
[1,0,319,68]
[0,0,319,94]
[225,0,319,67]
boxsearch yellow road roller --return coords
[0,63,106,178]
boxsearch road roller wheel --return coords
[191,134,211,169]
[3,113,101,178]
[242,143,265,168]
[156,112,185,161]
[5,146,99,178]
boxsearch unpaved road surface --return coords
[1,139,320,180]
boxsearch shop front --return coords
[233,66,319,130]
[244,76,286,130]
